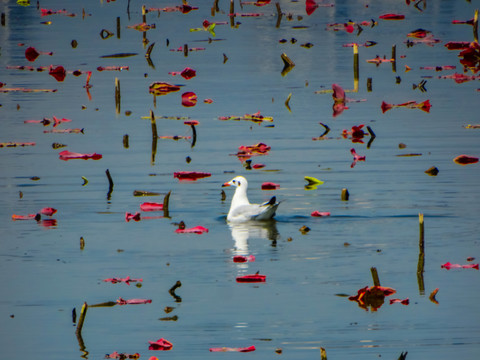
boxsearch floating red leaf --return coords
[389,298,410,305]
[236,274,266,282]
[59,150,102,160]
[379,13,405,20]
[311,211,331,217]
[40,207,57,216]
[441,261,479,270]
[210,346,256,352]
[261,182,280,190]
[148,338,173,351]
[125,212,141,222]
[117,297,152,305]
[49,65,66,82]
[233,255,256,263]
[175,226,209,234]
[181,91,197,107]
[140,202,164,211]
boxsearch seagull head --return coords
[222,176,248,189]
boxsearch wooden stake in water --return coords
[417,213,425,294]
[341,188,349,201]
[370,267,380,286]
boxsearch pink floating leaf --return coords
[12,213,41,221]
[40,207,57,216]
[148,338,173,351]
[210,346,256,352]
[351,148,366,162]
[117,297,152,305]
[125,212,141,222]
[140,202,164,211]
[389,298,410,305]
[311,211,331,217]
[59,150,102,160]
[175,226,209,234]
[441,261,479,270]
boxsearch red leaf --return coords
[261,182,280,190]
[379,13,405,20]
[236,274,266,282]
[49,65,66,82]
[149,338,173,351]
[181,91,197,107]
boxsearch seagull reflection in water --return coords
[228,219,280,256]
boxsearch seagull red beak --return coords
[222,182,231,187]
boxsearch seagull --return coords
[222,176,280,222]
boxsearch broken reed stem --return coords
[419,213,424,247]
[320,347,327,360]
[150,110,158,164]
[145,42,155,58]
[474,9,479,43]
[183,44,188,57]
[116,16,120,38]
[114,77,120,115]
[391,45,397,73]
[75,302,88,335]
[370,267,380,286]
[275,2,283,28]
[106,169,114,199]
[417,213,425,294]
[163,190,171,217]
[229,0,235,27]
[353,43,359,92]
[169,280,182,293]
[367,77,372,92]
[142,4,146,22]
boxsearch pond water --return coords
[0,0,479,359]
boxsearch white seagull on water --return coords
[222,176,280,222]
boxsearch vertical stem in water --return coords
[417,213,425,295]
[370,267,380,286]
